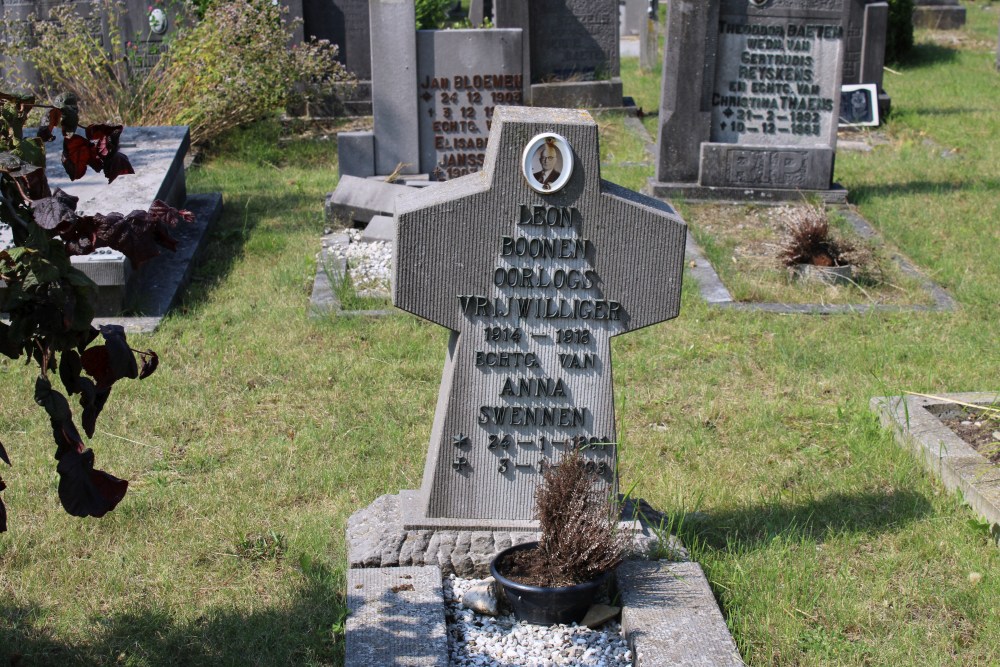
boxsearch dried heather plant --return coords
[778,205,854,267]
[522,452,629,586]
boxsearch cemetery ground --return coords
[1,6,1000,667]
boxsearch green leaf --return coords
[12,136,45,169]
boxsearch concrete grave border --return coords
[345,559,745,667]
[679,204,956,314]
[308,232,397,318]
[624,117,955,314]
[91,192,222,333]
[345,495,744,665]
[872,392,1000,532]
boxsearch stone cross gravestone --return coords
[652,0,850,202]
[392,106,686,529]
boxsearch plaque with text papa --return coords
[393,106,687,530]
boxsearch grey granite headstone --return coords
[416,29,523,177]
[652,0,849,202]
[622,0,645,36]
[912,0,966,30]
[393,106,686,530]
[340,4,525,179]
[369,0,419,176]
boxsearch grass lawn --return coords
[2,4,1000,665]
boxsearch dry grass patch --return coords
[681,203,936,306]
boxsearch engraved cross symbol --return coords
[393,107,686,527]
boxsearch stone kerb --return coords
[872,392,1000,531]
[652,0,850,202]
[392,106,686,531]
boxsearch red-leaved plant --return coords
[0,91,193,531]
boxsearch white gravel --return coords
[326,229,392,295]
[444,575,633,667]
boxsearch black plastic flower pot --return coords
[489,541,612,626]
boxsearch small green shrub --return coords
[14,0,349,144]
[415,0,455,30]
[886,0,915,64]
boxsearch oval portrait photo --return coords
[521,133,573,194]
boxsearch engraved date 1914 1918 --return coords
[483,327,593,344]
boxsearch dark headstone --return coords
[302,0,371,80]
[392,106,686,529]
[912,0,966,30]
[282,0,372,117]
[528,0,618,82]
[494,0,623,108]
[652,0,850,202]
[119,0,192,75]
[843,1,890,118]
[1,0,105,89]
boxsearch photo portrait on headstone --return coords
[839,84,880,127]
[522,134,573,193]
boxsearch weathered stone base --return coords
[648,180,849,204]
[913,6,967,30]
[286,81,373,118]
[347,493,539,577]
[347,493,686,578]
[531,79,624,109]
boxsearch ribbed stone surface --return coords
[393,106,686,530]
[619,561,743,666]
[346,566,448,666]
